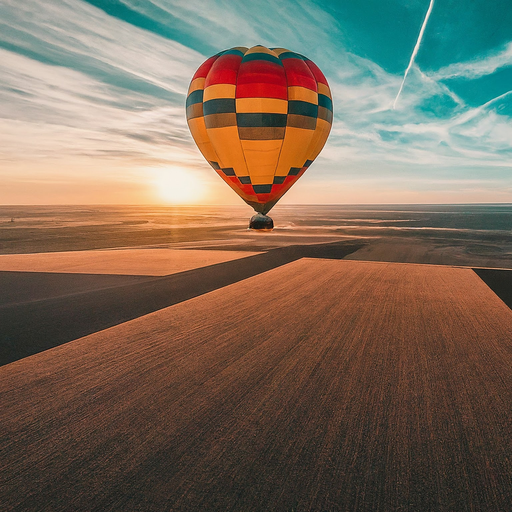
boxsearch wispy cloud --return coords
[0,0,510,204]
[431,42,512,80]
[0,0,205,169]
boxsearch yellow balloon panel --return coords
[270,48,289,56]
[317,82,332,98]
[206,126,249,175]
[241,139,283,183]
[287,86,318,103]
[236,98,288,114]
[275,127,316,177]
[245,45,276,56]
[188,77,205,95]
[187,118,220,164]
[305,118,332,162]
[203,84,236,101]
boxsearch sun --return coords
[153,167,205,204]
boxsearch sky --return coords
[0,0,511,205]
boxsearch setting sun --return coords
[152,167,205,204]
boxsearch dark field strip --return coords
[0,271,152,307]
[0,224,239,254]
[474,268,512,310]
[0,241,363,366]
[1,260,511,511]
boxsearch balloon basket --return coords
[249,213,274,231]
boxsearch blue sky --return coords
[0,0,511,204]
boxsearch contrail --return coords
[393,0,435,109]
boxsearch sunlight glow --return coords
[152,167,205,204]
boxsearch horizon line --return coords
[1,202,512,208]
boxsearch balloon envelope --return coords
[186,45,333,214]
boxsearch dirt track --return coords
[2,259,512,511]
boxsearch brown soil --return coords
[2,259,511,511]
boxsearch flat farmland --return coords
[1,259,512,511]
[0,248,261,276]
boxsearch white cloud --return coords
[0,0,510,203]
[0,0,209,176]
[113,0,339,60]
[430,41,512,80]
[0,0,202,92]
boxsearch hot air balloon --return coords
[186,45,333,229]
